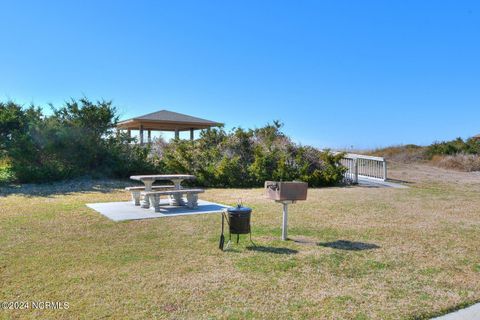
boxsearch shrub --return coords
[157,123,346,187]
[1,99,347,186]
[0,157,13,183]
[427,137,480,158]
[0,99,156,182]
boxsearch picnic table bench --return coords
[143,189,205,211]
[129,174,196,208]
[125,185,174,206]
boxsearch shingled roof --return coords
[133,110,219,124]
[117,110,222,131]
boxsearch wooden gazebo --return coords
[117,110,222,144]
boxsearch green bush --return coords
[427,137,480,158]
[158,122,346,187]
[0,99,156,183]
[1,99,346,186]
[0,157,13,183]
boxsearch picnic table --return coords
[130,174,196,207]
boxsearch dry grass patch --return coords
[431,154,480,172]
[1,164,480,319]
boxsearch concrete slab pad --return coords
[432,303,480,320]
[86,199,229,222]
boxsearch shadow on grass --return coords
[318,240,380,251]
[341,183,385,189]
[387,178,413,185]
[246,246,298,255]
[354,184,383,189]
[0,178,133,198]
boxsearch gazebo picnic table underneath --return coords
[130,174,196,207]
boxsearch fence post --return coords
[354,158,359,184]
[383,160,387,181]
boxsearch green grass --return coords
[1,165,480,319]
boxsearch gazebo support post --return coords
[174,129,180,140]
[148,130,151,144]
[139,125,144,145]
[190,129,194,141]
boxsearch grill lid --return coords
[226,204,252,214]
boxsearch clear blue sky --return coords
[1,1,479,149]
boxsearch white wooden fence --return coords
[340,153,387,184]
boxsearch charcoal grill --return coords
[219,204,254,250]
[265,181,308,240]
[265,181,308,201]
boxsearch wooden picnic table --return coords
[130,174,196,207]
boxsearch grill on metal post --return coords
[265,181,308,240]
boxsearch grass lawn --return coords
[1,164,480,319]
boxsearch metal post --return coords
[282,202,288,241]
[148,130,151,144]
[139,125,144,145]
[174,129,180,140]
[127,129,131,138]
[190,128,194,141]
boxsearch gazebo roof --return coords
[117,110,222,131]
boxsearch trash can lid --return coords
[226,204,252,214]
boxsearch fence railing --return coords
[340,153,387,184]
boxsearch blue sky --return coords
[1,1,479,149]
